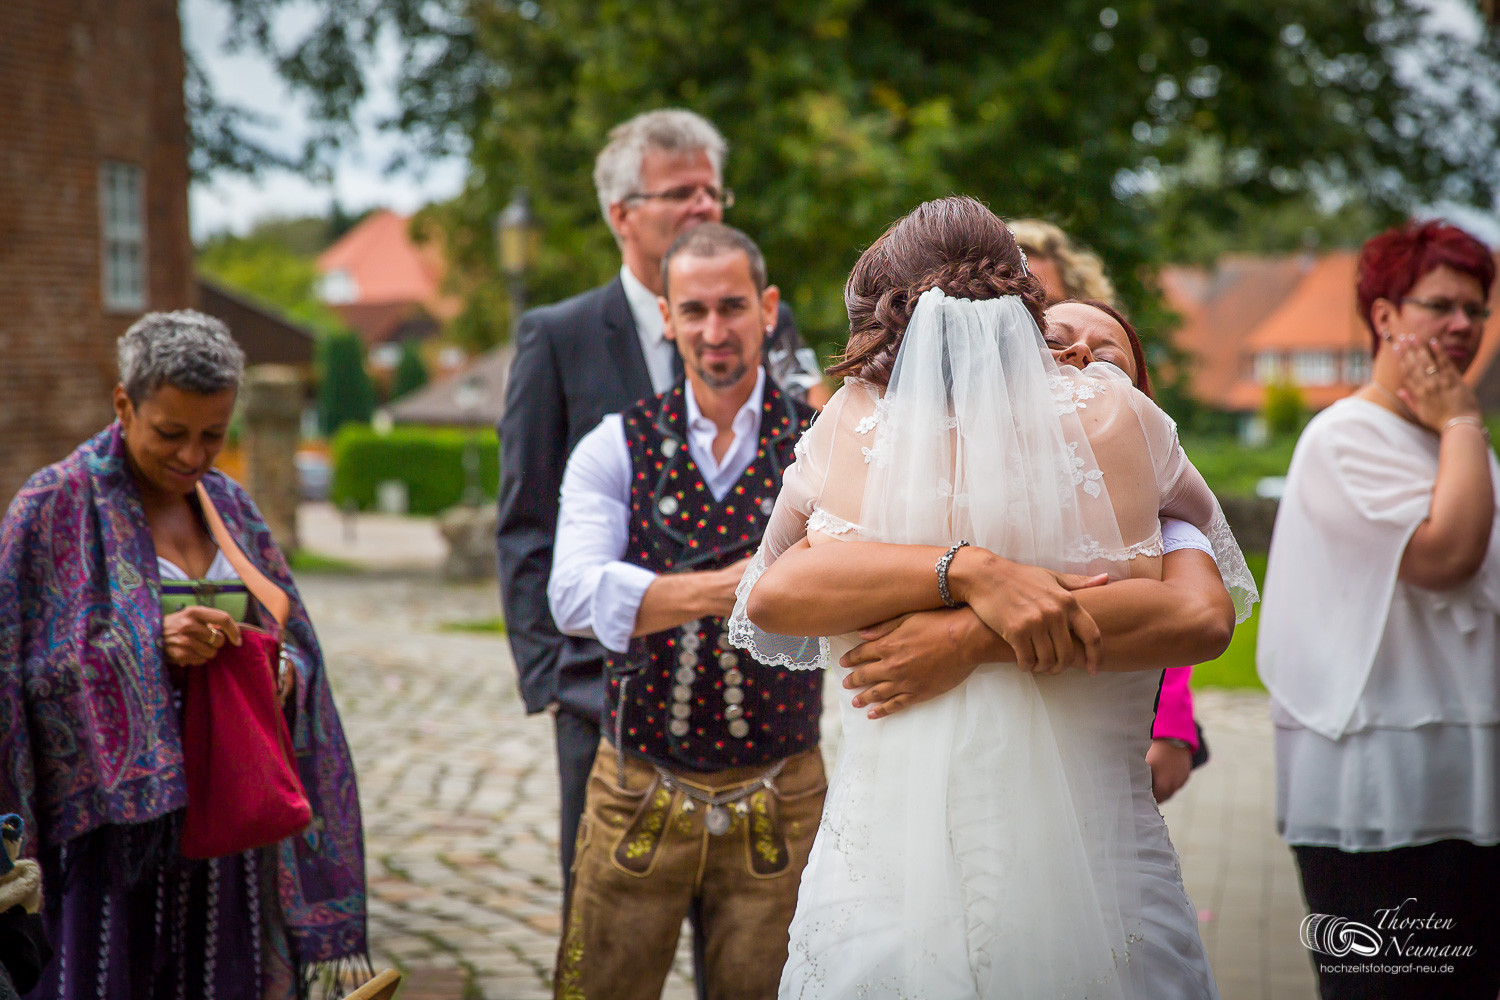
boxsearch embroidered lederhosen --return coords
[603,381,821,774]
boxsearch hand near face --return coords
[162,605,241,667]
[1390,334,1481,432]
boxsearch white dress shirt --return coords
[620,265,677,395]
[549,370,768,653]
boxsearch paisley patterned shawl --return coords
[0,423,367,963]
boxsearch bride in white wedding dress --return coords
[727,197,1256,999]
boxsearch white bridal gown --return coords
[729,291,1256,1000]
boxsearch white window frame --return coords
[1344,350,1371,384]
[1291,350,1339,386]
[100,162,146,312]
[1253,351,1284,384]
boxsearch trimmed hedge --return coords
[331,425,499,515]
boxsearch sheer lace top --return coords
[730,362,1256,670]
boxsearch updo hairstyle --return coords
[829,196,1046,388]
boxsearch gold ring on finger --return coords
[208,625,223,644]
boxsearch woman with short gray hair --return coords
[0,309,367,998]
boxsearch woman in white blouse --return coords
[1258,220,1499,999]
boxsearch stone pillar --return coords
[240,365,304,553]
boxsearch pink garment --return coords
[1151,666,1198,749]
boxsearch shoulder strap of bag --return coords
[194,481,292,631]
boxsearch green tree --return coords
[195,1,1500,357]
[317,331,377,435]
[1262,379,1307,438]
[197,232,350,337]
[391,339,430,400]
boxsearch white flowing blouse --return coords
[1258,397,1500,850]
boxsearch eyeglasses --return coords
[622,185,734,209]
[1401,296,1491,323]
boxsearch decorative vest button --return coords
[724,703,744,721]
[723,668,744,687]
[723,687,745,705]
[659,497,679,516]
[718,651,739,669]
[677,650,697,668]
[669,719,690,737]
[760,498,775,515]
[682,620,702,635]
[672,684,693,702]
[671,703,692,720]
[662,438,679,457]
[675,666,697,685]
[681,632,701,651]
[728,719,751,738]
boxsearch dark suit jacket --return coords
[497,275,799,719]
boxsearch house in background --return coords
[315,209,463,372]
[0,0,194,503]
[387,345,515,428]
[1164,251,1500,441]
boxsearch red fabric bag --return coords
[178,483,311,859]
[179,625,311,858]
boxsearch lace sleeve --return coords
[1129,386,1260,622]
[726,383,878,669]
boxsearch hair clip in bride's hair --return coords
[1016,243,1030,277]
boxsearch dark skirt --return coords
[1293,840,1500,1000]
[30,814,301,1000]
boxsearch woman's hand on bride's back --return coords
[949,549,1108,674]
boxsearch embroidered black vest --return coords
[605,380,822,772]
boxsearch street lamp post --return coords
[496,188,541,337]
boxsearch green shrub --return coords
[1262,380,1306,438]
[1179,433,1300,498]
[331,425,499,515]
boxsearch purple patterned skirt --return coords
[30,814,301,1000]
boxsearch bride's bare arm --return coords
[840,548,1234,718]
[746,539,1109,673]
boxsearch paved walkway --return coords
[300,506,1317,999]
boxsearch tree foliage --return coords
[391,339,431,399]
[317,330,377,435]
[196,0,1500,359]
[197,225,351,337]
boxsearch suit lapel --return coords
[601,277,654,403]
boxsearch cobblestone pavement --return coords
[303,572,700,999]
[303,563,1313,1000]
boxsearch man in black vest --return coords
[546,224,824,999]
[496,110,818,888]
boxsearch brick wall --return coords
[0,0,193,505]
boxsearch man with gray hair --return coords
[497,109,819,893]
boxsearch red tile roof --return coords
[1166,250,1500,414]
[316,210,460,342]
[1161,256,1315,411]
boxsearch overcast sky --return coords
[183,0,466,240]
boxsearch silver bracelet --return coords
[1442,415,1488,438]
[935,541,970,608]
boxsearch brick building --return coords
[0,0,194,504]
